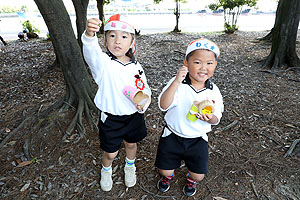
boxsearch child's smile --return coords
[184,49,217,89]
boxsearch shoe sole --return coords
[100,181,113,191]
[101,185,112,192]
[182,186,196,197]
[157,181,170,192]
[125,178,136,187]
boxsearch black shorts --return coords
[155,126,208,174]
[98,111,147,153]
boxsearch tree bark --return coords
[34,0,98,136]
[173,0,180,32]
[71,0,89,47]
[263,0,300,69]
[97,0,105,34]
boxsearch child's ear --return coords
[184,59,188,66]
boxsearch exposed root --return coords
[0,117,33,149]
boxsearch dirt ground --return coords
[1,31,300,200]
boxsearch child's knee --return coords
[159,169,174,177]
[124,141,137,150]
[104,151,118,161]
[189,172,205,182]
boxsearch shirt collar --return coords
[106,51,137,65]
[182,73,213,91]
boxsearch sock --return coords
[186,173,196,183]
[167,172,174,179]
[102,164,112,171]
[125,157,135,167]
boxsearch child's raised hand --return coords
[85,18,102,37]
[175,66,188,84]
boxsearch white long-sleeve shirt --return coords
[158,75,224,141]
[81,33,151,115]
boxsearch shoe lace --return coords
[186,179,196,188]
[102,171,111,181]
[162,176,172,184]
[125,166,135,178]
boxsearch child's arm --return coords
[81,18,107,84]
[85,18,102,37]
[160,66,188,110]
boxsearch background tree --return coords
[71,0,89,47]
[154,0,187,33]
[259,0,279,41]
[262,0,300,69]
[96,0,111,34]
[34,0,98,136]
[209,0,257,33]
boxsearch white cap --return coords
[185,38,220,58]
[104,14,135,34]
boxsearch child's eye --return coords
[109,34,115,38]
[122,35,128,39]
[194,61,201,64]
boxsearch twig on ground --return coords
[214,120,238,133]
[284,139,300,158]
[251,182,259,199]
[260,132,281,146]
[137,181,176,199]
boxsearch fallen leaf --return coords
[20,183,30,192]
[285,124,296,128]
[17,161,32,167]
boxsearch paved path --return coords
[0,13,276,41]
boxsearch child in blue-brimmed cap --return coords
[155,38,224,197]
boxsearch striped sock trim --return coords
[125,157,135,166]
[102,165,112,171]
[186,173,196,183]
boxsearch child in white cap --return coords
[81,14,151,192]
[155,38,224,197]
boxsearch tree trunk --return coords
[71,0,89,48]
[173,0,180,32]
[263,0,300,69]
[34,0,98,136]
[96,0,105,34]
[259,28,273,41]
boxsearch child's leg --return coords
[102,151,118,167]
[183,171,204,197]
[157,169,175,192]
[159,169,174,177]
[124,141,137,160]
[123,141,137,187]
[100,151,118,192]
[188,171,205,182]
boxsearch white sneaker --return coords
[124,165,136,187]
[100,168,113,191]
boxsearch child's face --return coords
[184,49,217,87]
[105,30,133,62]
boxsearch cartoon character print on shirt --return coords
[134,70,145,90]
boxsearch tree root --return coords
[0,117,33,149]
